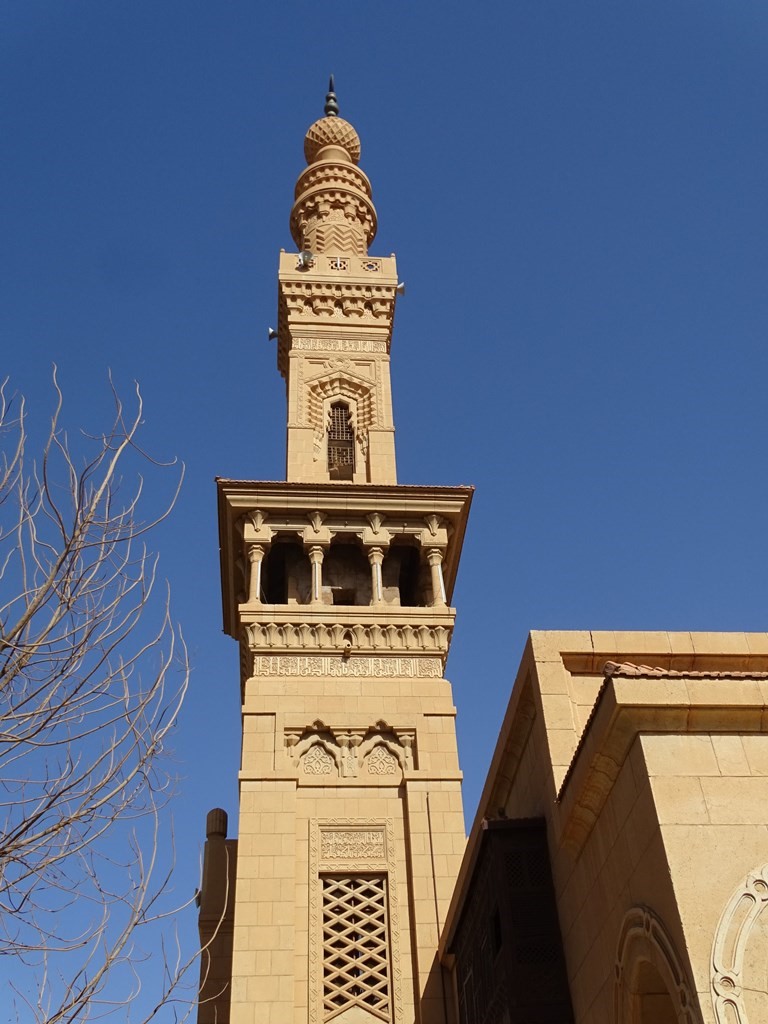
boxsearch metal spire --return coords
[324,75,339,117]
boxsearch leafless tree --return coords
[0,371,197,1022]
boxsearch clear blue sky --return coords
[3,1,768,1017]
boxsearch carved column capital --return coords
[307,545,326,565]
[367,546,385,567]
[425,547,444,568]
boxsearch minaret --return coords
[281,75,398,485]
[203,81,473,1024]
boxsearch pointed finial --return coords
[324,75,339,117]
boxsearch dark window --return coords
[328,402,354,479]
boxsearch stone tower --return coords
[199,81,472,1024]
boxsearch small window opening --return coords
[328,402,354,480]
[333,589,356,606]
[397,546,422,606]
[263,544,288,603]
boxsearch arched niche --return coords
[711,863,768,1024]
[615,906,700,1024]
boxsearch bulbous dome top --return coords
[291,78,376,255]
[304,116,361,165]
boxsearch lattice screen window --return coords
[327,402,355,476]
[322,875,391,1022]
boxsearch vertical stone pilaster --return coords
[229,780,298,1024]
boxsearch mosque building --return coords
[196,82,768,1024]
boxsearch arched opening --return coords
[615,906,696,1024]
[323,542,371,606]
[262,540,310,604]
[327,401,354,480]
[633,960,677,1024]
[382,541,426,607]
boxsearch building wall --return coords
[228,669,466,1024]
[645,731,768,1023]
[443,631,768,1024]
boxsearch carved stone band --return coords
[320,829,386,861]
[292,338,388,353]
[251,655,443,678]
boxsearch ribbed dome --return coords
[304,116,361,165]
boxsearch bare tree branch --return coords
[0,372,202,1022]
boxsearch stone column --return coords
[426,547,446,607]
[367,546,385,605]
[247,544,265,604]
[197,807,237,1024]
[308,545,325,604]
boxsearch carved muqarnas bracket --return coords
[286,720,415,779]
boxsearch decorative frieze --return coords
[251,655,443,678]
[320,829,386,861]
[245,621,451,654]
[290,338,388,353]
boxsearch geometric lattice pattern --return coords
[322,876,391,1021]
[328,402,355,471]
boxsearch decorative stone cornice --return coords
[278,280,396,324]
[244,618,452,657]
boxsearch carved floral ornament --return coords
[367,512,385,535]
[286,720,415,779]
